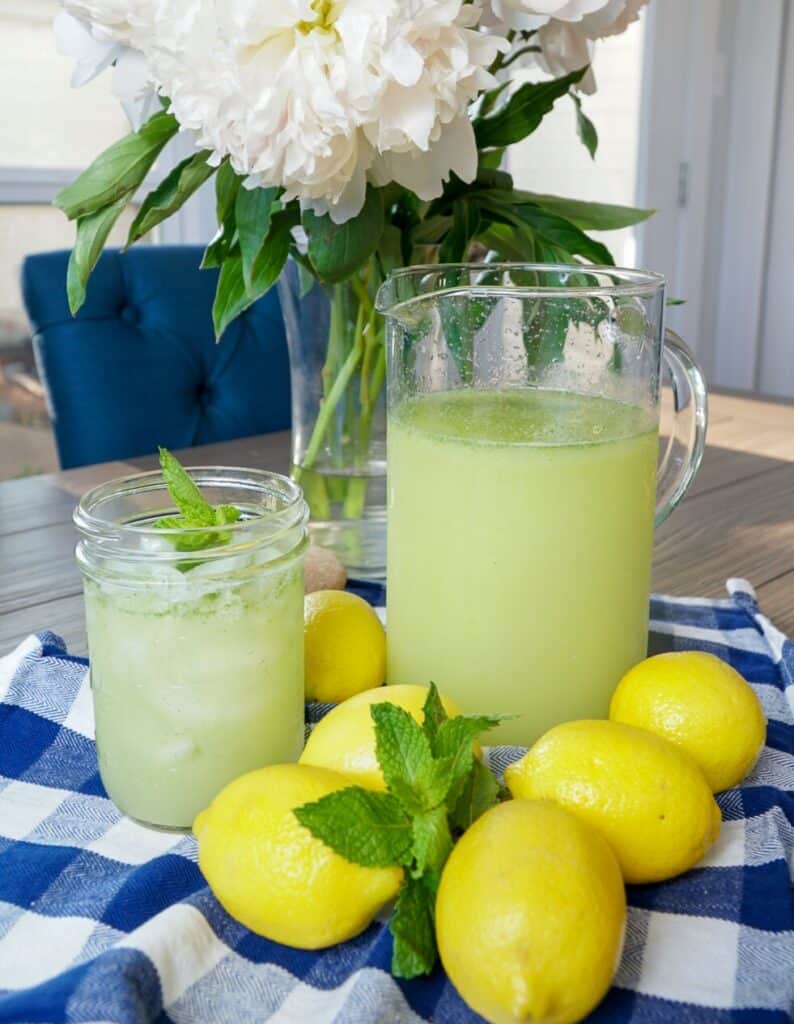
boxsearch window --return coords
[507,18,647,269]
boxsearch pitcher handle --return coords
[655,329,708,527]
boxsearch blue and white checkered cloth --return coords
[1,578,792,1023]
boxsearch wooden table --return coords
[1,391,792,657]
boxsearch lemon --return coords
[193,764,402,948]
[505,720,721,884]
[300,683,468,790]
[304,590,386,702]
[436,799,626,1024]
[610,651,766,792]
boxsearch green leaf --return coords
[474,67,587,149]
[304,186,384,283]
[421,682,448,754]
[214,504,241,525]
[439,199,481,263]
[371,703,436,814]
[509,204,615,265]
[434,715,504,807]
[236,185,278,287]
[158,447,216,526]
[202,162,242,269]
[479,222,536,262]
[376,223,404,277]
[390,876,437,979]
[449,757,500,833]
[55,111,179,220]
[66,196,130,315]
[127,152,216,246]
[411,806,453,893]
[479,148,506,170]
[515,192,654,231]
[410,214,452,247]
[294,787,413,868]
[212,210,292,339]
[571,93,598,159]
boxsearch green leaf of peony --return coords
[304,186,384,283]
[158,447,216,526]
[236,185,279,287]
[515,192,654,231]
[202,161,242,269]
[294,787,413,868]
[66,196,130,315]
[474,67,587,149]
[390,876,437,979]
[571,93,598,159]
[55,111,179,220]
[439,199,481,263]
[508,204,615,265]
[212,210,292,339]
[411,806,453,893]
[127,151,216,245]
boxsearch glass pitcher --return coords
[376,264,707,746]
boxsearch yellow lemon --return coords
[505,720,721,884]
[300,683,468,790]
[304,590,386,702]
[610,651,766,792]
[436,799,626,1024]
[193,764,402,949]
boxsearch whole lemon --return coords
[436,799,626,1024]
[610,651,766,792]
[300,683,469,789]
[193,764,402,948]
[304,590,386,702]
[505,720,721,884]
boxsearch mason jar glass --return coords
[74,467,308,829]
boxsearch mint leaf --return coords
[421,682,448,753]
[158,447,216,526]
[294,787,412,868]
[371,703,437,815]
[411,806,453,893]
[215,505,241,526]
[449,757,501,833]
[434,715,505,807]
[390,876,437,979]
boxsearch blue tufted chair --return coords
[22,246,291,469]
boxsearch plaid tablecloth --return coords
[0,578,792,1023]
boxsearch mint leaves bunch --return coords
[294,684,506,979]
[154,447,241,554]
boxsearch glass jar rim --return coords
[74,465,307,556]
[375,262,665,315]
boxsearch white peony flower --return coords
[533,0,648,92]
[56,8,160,128]
[60,0,507,224]
[487,0,614,33]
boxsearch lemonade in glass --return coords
[75,466,308,828]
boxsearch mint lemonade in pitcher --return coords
[378,266,707,746]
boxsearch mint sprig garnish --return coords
[153,447,242,558]
[294,683,508,979]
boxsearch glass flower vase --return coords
[278,259,387,580]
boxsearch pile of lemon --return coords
[195,590,766,1024]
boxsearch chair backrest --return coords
[22,246,291,469]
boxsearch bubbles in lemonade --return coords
[387,388,658,746]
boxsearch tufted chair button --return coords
[120,305,139,326]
